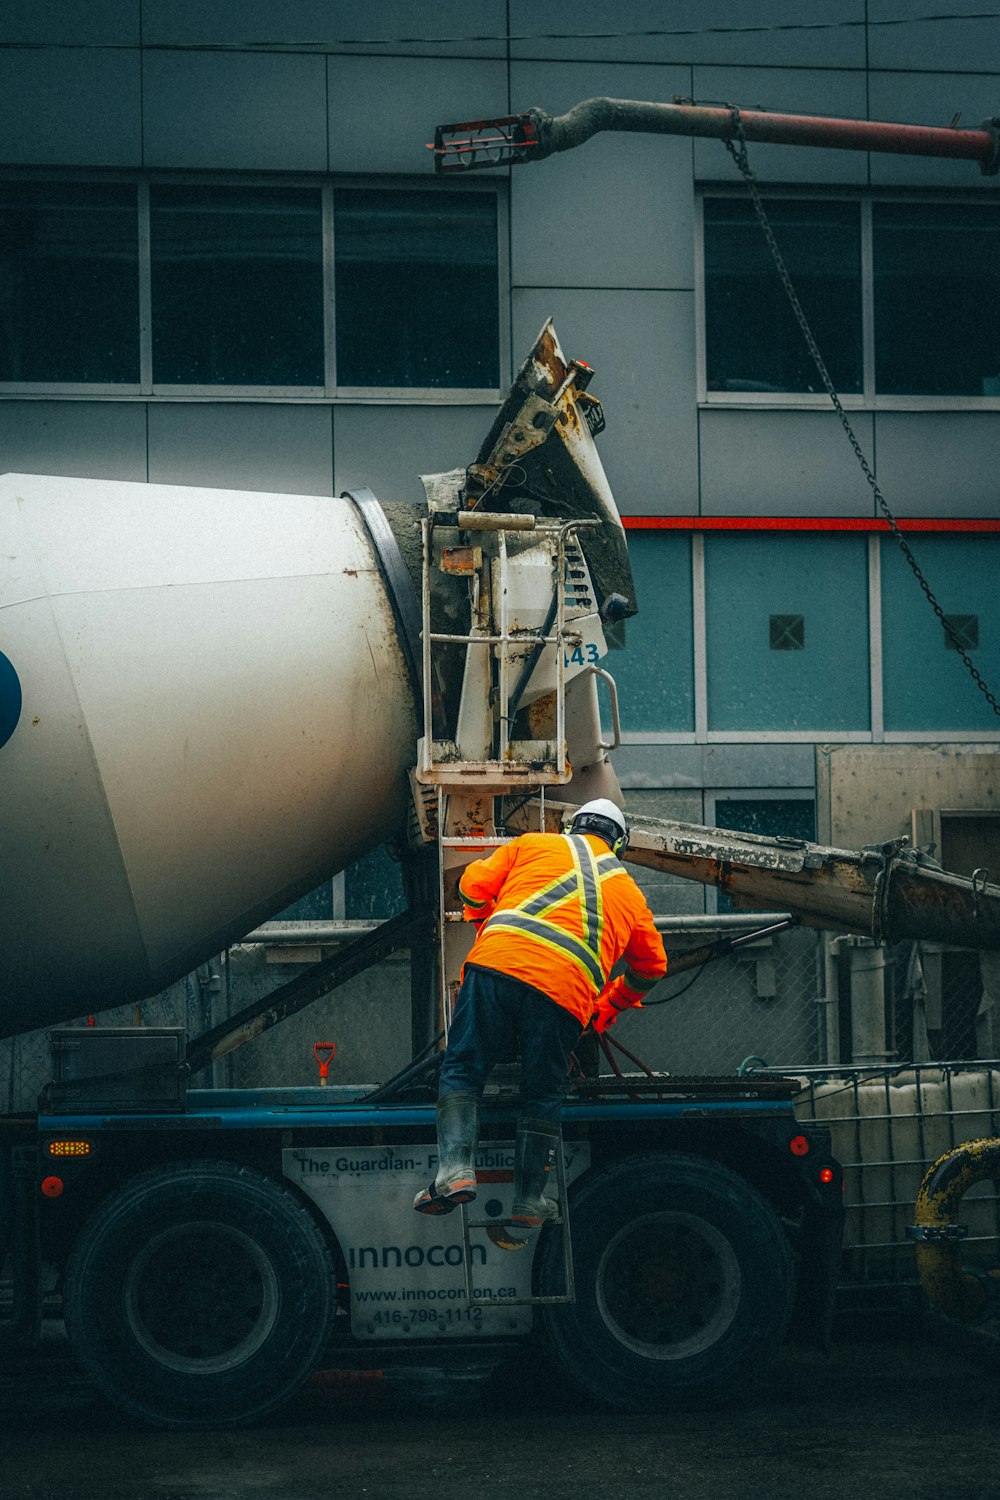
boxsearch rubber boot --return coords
[413,1091,479,1215]
[510,1117,561,1231]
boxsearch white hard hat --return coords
[570,798,628,852]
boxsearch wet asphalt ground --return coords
[1,1310,998,1500]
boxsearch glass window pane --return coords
[706,534,870,731]
[874,202,1000,396]
[335,188,498,388]
[881,535,1000,730]
[608,532,694,734]
[151,185,323,385]
[703,197,862,394]
[0,181,138,383]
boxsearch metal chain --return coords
[722,107,1000,718]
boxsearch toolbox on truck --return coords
[43,1027,187,1113]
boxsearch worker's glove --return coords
[592,997,622,1034]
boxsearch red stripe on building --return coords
[621,516,1000,532]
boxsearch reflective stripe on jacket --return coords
[458,832,667,1027]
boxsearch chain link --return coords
[723,108,1000,718]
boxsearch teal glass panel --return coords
[706,535,870,731]
[607,532,694,734]
[881,535,1000,731]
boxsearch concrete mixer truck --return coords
[2,321,999,1429]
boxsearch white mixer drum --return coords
[0,473,419,1034]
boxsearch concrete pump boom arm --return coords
[431,98,1000,175]
[538,804,1000,951]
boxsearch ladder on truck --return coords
[415,504,591,1305]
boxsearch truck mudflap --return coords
[284,1140,591,1340]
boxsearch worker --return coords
[413,799,666,1246]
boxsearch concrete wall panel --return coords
[0,1,138,45]
[0,401,146,480]
[699,410,876,516]
[508,0,866,68]
[868,1,1000,73]
[873,413,1000,516]
[147,403,333,494]
[333,405,496,506]
[328,55,507,175]
[0,48,141,165]
[143,51,327,170]
[514,288,698,515]
[143,0,507,57]
[510,60,695,290]
[868,72,1000,187]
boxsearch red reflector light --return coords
[40,1176,64,1199]
[789,1134,810,1156]
[819,1167,835,1184]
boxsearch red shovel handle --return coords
[313,1042,337,1083]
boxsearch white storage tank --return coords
[796,1067,1000,1278]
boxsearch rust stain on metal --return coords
[535,321,567,389]
[441,545,482,575]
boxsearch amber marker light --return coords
[46,1140,92,1158]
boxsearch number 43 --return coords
[563,643,600,667]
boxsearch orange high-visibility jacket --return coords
[458,832,667,1028]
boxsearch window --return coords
[703,197,862,395]
[334,188,499,389]
[701,194,1000,405]
[0,176,503,396]
[873,203,1000,397]
[0,181,139,384]
[151,185,324,387]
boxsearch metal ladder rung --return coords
[459,1132,576,1307]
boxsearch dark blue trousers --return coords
[438,963,583,1120]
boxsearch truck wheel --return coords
[63,1160,332,1428]
[537,1152,794,1409]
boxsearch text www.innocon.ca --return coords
[354,1286,516,1302]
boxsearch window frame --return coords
[0,168,509,403]
[696,185,1000,414]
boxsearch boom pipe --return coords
[535,803,1000,950]
[432,99,1000,175]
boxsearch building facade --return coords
[2,2,999,1081]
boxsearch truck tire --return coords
[63,1160,332,1428]
[537,1152,794,1409]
